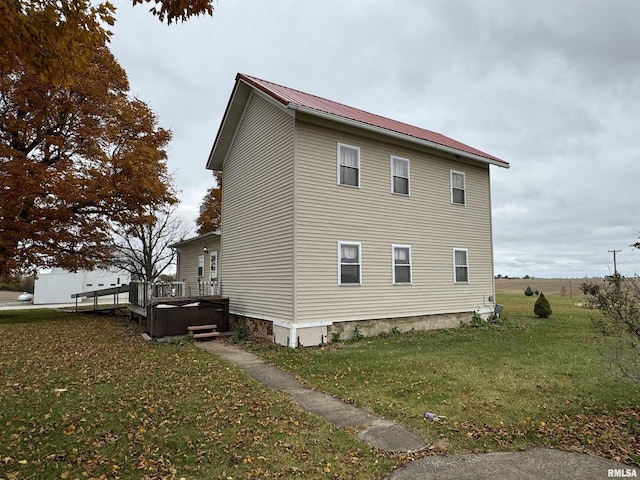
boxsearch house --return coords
[34,268,130,304]
[170,230,221,296]
[205,73,509,347]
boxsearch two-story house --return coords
[206,73,509,347]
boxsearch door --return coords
[210,251,218,294]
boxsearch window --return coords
[392,245,412,284]
[391,156,410,195]
[197,254,204,277]
[337,143,360,187]
[451,170,466,205]
[338,242,361,285]
[453,249,469,283]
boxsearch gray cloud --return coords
[110,0,640,277]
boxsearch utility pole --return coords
[608,249,621,275]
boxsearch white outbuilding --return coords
[33,268,130,304]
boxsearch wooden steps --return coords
[187,324,219,340]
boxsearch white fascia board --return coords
[289,104,510,169]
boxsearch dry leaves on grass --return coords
[0,313,395,479]
[454,407,640,467]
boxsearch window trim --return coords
[450,170,466,205]
[390,156,410,196]
[337,241,362,286]
[453,248,469,283]
[337,143,361,188]
[392,244,412,285]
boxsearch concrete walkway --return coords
[200,341,634,480]
[200,341,426,452]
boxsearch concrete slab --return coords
[358,420,427,453]
[289,389,376,428]
[383,448,637,480]
[239,363,306,391]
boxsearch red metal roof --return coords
[238,73,508,167]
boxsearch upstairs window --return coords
[453,248,469,283]
[391,156,410,195]
[451,170,466,205]
[392,245,412,284]
[338,242,361,285]
[337,143,360,187]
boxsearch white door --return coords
[210,251,218,294]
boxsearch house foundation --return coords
[230,310,479,348]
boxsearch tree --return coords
[1,0,214,276]
[524,286,534,296]
[0,46,176,277]
[1,0,216,86]
[582,274,640,383]
[533,292,552,318]
[111,205,189,282]
[196,171,222,234]
[132,0,215,24]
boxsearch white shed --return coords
[34,268,130,304]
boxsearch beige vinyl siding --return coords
[221,92,295,322]
[176,236,220,296]
[293,120,494,323]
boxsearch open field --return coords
[250,293,640,466]
[0,309,395,479]
[495,277,606,296]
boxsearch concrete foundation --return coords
[230,310,475,347]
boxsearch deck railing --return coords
[129,281,186,308]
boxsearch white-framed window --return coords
[337,143,360,187]
[392,244,412,284]
[453,248,469,283]
[197,254,204,277]
[451,170,466,205]
[390,156,410,195]
[338,241,362,285]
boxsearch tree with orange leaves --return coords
[0,0,216,276]
[196,171,222,235]
[0,0,216,86]
[0,46,176,276]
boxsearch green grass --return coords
[0,309,395,479]
[249,294,640,465]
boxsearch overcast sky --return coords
[109,0,640,278]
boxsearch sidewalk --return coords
[200,341,636,480]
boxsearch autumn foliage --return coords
[196,171,222,234]
[0,44,176,276]
[0,0,219,276]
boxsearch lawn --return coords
[249,294,640,466]
[0,309,396,480]
[2,295,638,480]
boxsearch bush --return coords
[524,286,534,296]
[351,325,364,341]
[582,274,640,383]
[230,320,249,344]
[534,292,552,318]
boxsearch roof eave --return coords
[290,104,510,169]
[207,76,252,171]
[170,229,221,249]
